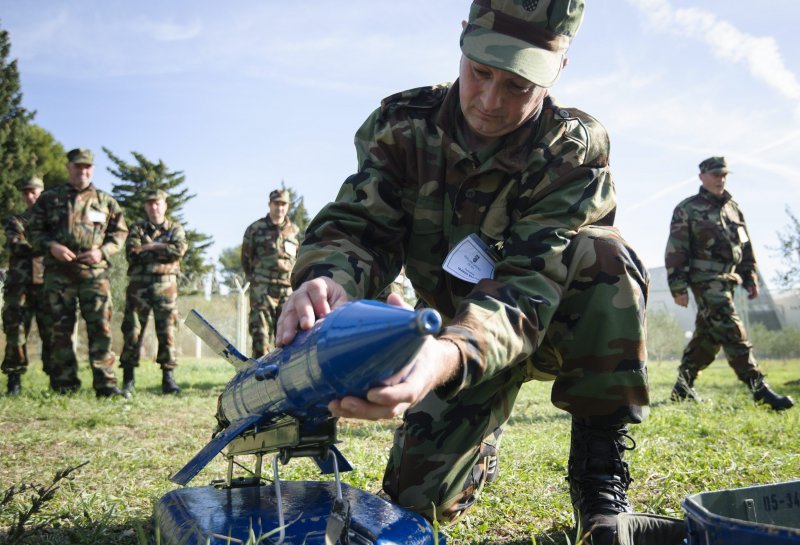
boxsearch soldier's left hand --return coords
[747,284,759,299]
[76,248,103,264]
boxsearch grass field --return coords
[1,356,799,544]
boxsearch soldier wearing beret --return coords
[119,189,188,395]
[27,148,128,397]
[276,1,650,543]
[665,156,793,410]
[240,189,299,358]
[2,176,52,395]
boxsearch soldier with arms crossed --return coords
[119,189,188,395]
[2,176,52,395]
[28,148,128,397]
[277,2,650,543]
[241,189,299,358]
[665,156,793,410]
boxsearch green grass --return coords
[1,358,799,544]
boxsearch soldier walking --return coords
[665,156,793,410]
[2,176,52,395]
[240,189,299,358]
[119,189,187,395]
[27,148,128,397]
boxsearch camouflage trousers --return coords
[120,276,179,370]
[1,283,53,376]
[679,279,761,382]
[248,282,291,358]
[382,226,650,523]
[45,268,116,392]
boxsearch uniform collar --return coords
[698,186,732,204]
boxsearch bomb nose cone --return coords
[414,308,442,336]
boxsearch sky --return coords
[2,0,799,291]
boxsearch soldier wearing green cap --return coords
[119,189,187,395]
[275,1,649,543]
[27,148,129,398]
[240,189,300,358]
[2,176,53,395]
[665,156,793,411]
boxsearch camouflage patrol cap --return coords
[144,189,168,202]
[460,0,585,87]
[699,156,730,174]
[67,148,94,165]
[19,175,44,191]
[269,189,290,203]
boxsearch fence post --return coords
[233,278,250,354]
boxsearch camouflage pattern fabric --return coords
[665,187,761,382]
[45,268,116,391]
[241,216,299,357]
[2,211,52,375]
[120,219,187,369]
[292,83,649,521]
[665,187,756,295]
[27,183,127,392]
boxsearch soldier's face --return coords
[67,162,94,190]
[22,188,42,209]
[269,200,288,223]
[458,56,550,142]
[144,198,167,224]
[700,171,727,196]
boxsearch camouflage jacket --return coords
[3,210,44,286]
[27,183,128,271]
[241,217,300,287]
[125,218,187,276]
[292,82,617,393]
[665,187,756,296]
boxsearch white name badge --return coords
[737,226,749,243]
[284,240,298,258]
[86,210,107,224]
[443,233,496,284]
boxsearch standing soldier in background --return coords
[119,189,187,395]
[2,176,51,395]
[241,189,299,358]
[27,148,128,397]
[666,156,793,410]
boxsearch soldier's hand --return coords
[747,284,759,299]
[673,293,689,307]
[76,248,103,264]
[276,277,349,347]
[50,242,76,262]
[328,335,461,421]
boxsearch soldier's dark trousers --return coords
[2,283,52,377]
[45,270,116,392]
[120,277,179,370]
[248,283,290,358]
[679,279,761,383]
[382,227,650,525]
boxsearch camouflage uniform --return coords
[120,218,187,371]
[2,209,52,377]
[241,214,299,358]
[27,183,128,393]
[292,84,650,521]
[666,186,763,384]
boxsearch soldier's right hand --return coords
[50,242,77,262]
[276,277,349,347]
[673,293,689,307]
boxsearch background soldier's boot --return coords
[122,368,135,395]
[670,368,703,402]
[748,376,794,411]
[162,369,180,395]
[7,373,21,396]
[568,418,635,545]
[93,369,124,398]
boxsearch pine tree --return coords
[0,24,35,265]
[104,147,214,293]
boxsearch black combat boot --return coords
[670,367,703,402]
[7,373,21,396]
[94,369,124,398]
[748,376,794,411]
[568,418,635,545]
[122,367,135,395]
[162,369,181,395]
